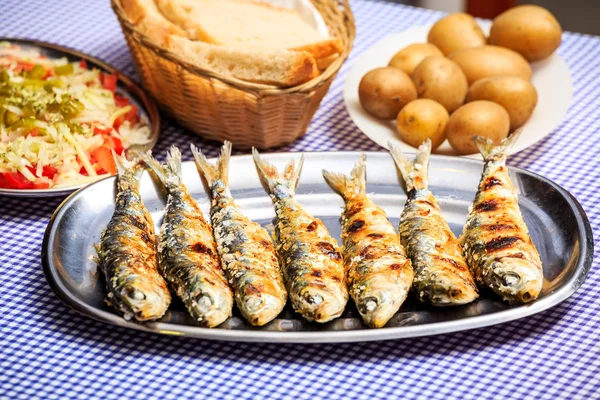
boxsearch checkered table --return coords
[1,1,599,399]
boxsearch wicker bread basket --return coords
[111,0,355,149]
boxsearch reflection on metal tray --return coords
[42,152,593,343]
[0,37,160,198]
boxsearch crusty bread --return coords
[316,53,339,71]
[166,35,318,87]
[156,0,342,59]
[120,0,187,45]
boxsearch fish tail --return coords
[112,150,140,177]
[112,150,143,189]
[475,130,521,162]
[322,154,366,199]
[191,141,232,187]
[252,148,304,195]
[142,146,182,187]
[389,140,431,191]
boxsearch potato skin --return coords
[388,43,443,76]
[412,56,468,113]
[445,101,510,155]
[489,5,562,62]
[359,67,417,119]
[396,99,449,150]
[427,13,486,56]
[467,77,538,130]
[448,45,532,85]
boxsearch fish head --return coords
[119,282,169,321]
[295,286,347,323]
[420,271,479,306]
[187,285,234,327]
[354,276,410,328]
[487,258,543,303]
[237,290,286,327]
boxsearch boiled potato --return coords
[396,99,449,150]
[427,13,486,55]
[445,101,510,155]
[412,56,468,113]
[358,67,417,119]
[467,76,538,130]
[449,45,532,85]
[388,43,443,75]
[489,5,562,62]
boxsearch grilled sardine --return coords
[461,134,543,303]
[389,140,479,306]
[323,155,414,328]
[96,153,171,321]
[191,142,287,326]
[253,150,348,323]
[144,147,233,327]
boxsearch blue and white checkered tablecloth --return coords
[1,0,599,399]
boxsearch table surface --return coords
[1,1,599,399]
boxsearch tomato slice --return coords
[33,179,51,189]
[91,146,117,175]
[42,165,58,179]
[113,106,139,130]
[125,104,139,125]
[3,172,34,189]
[103,136,124,155]
[114,94,129,108]
[0,174,12,189]
[79,59,87,69]
[113,115,125,130]
[93,124,113,135]
[100,72,118,93]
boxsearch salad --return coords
[0,42,151,190]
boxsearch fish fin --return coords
[112,150,139,177]
[191,141,231,187]
[475,130,522,162]
[322,154,366,199]
[388,140,430,191]
[252,148,304,195]
[141,146,182,187]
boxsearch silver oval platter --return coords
[42,152,593,343]
[0,38,160,197]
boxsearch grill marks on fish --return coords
[316,242,341,260]
[431,255,466,271]
[483,223,516,232]
[474,199,500,212]
[192,142,287,327]
[191,242,213,255]
[389,140,478,307]
[483,177,503,190]
[323,155,414,328]
[461,134,543,304]
[485,236,522,252]
[97,156,171,322]
[348,219,365,233]
[306,221,318,232]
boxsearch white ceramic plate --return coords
[343,22,573,158]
